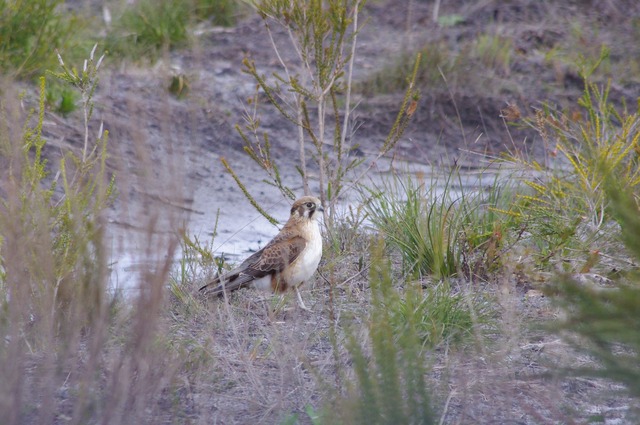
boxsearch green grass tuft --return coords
[363,171,465,279]
[106,0,237,61]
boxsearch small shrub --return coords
[0,0,81,79]
[546,185,640,408]
[357,33,513,96]
[45,81,79,116]
[226,0,420,230]
[192,0,237,26]
[357,41,452,96]
[500,75,640,270]
[0,47,191,425]
[457,171,523,277]
[168,73,190,99]
[106,0,237,61]
[473,34,512,76]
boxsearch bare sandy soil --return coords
[30,0,640,423]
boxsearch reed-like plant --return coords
[329,238,435,425]
[0,47,185,425]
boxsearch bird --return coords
[199,196,324,310]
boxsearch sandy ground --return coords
[24,0,640,423]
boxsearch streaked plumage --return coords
[199,196,324,309]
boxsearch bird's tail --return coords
[199,275,246,297]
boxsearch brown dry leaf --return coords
[500,102,521,121]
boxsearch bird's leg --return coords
[295,286,310,311]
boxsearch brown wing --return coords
[199,229,306,296]
[251,234,306,276]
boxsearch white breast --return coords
[285,220,323,286]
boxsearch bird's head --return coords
[290,196,324,221]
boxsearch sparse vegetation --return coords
[106,0,192,59]
[546,183,640,410]
[329,239,436,425]
[105,0,238,60]
[0,48,188,425]
[1,0,640,424]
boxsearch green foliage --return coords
[279,405,323,425]
[106,0,191,59]
[473,34,512,76]
[500,75,640,269]
[106,0,237,60]
[437,14,464,28]
[192,0,237,26]
[48,44,106,162]
[330,239,435,425]
[392,280,494,349]
[0,0,81,79]
[45,83,79,116]
[543,23,613,82]
[364,167,524,280]
[546,186,640,403]
[363,172,464,279]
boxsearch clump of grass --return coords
[473,34,512,76]
[363,163,530,281]
[106,0,237,61]
[192,0,237,26]
[106,0,191,60]
[45,81,79,116]
[0,0,82,79]
[392,279,494,349]
[357,41,452,96]
[363,171,465,279]
[357,33,513,97]
[168,216,226,311]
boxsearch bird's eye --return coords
[306,202,314,208]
